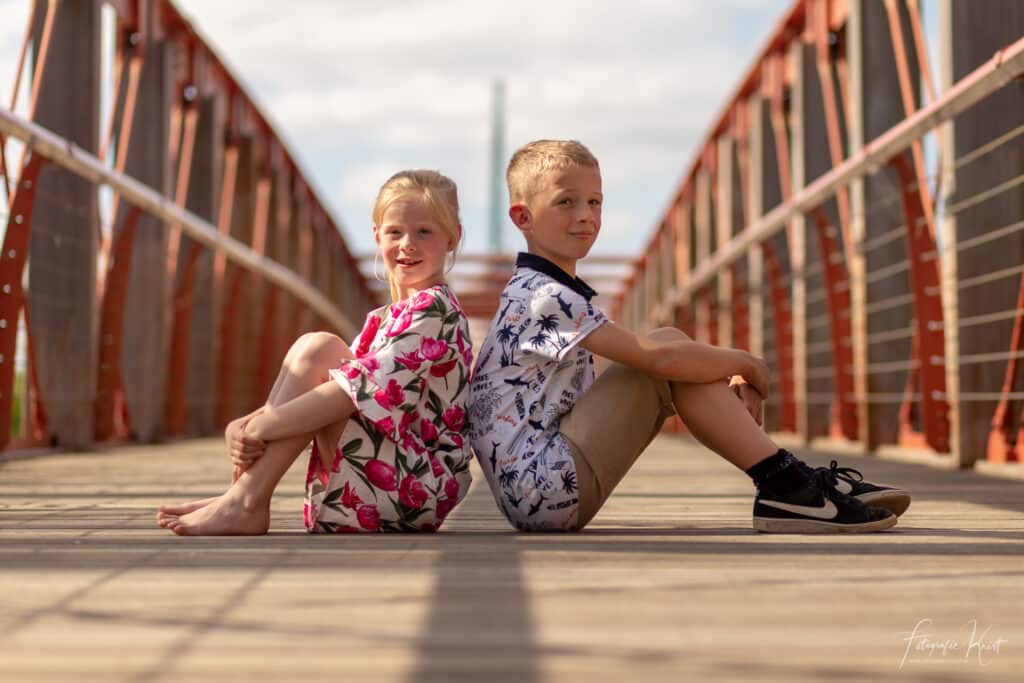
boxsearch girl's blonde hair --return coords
[372,170,462,302]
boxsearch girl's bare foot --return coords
[164,492,270,536]
[156,497,219,527]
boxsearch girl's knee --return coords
[288,332,349,369]
[647,326,691,342]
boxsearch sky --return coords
[1,0,792,260]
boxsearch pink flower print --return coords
[451,433,463,448]
[354,315,382,357]
[441,405,465,432]
[375,415,395,436]
[331,447,344,473]
[341,481,363,509]
[462,349,473,367]
[430,358,458,378]
[398,474,429,509]
[385,310,413,337]
[358,356,380,373]
[444,477,460,500]
[333,525,361,534]
[396,350,424,371]
[436,497,455,520]
[410,290,435,311]
[455,326,466,353]
[339,363,362,380]
[373,378,405,410]
[303,501,315,529]
[364,459,397,491]
[429,454,443,477]
[390,299,409,316]
[420,337,448,361]
[421,419,439,445]
[356,504,381,531]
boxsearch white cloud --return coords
[1,0,792,262]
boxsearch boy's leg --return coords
[558,358,676,529]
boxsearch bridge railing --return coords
[0,0,377,453]
[614,0,1024,470]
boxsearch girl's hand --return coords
[225,414,266,468]
[730,375,764,427]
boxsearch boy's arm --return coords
[579,320,770,397]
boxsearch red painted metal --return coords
[213,144,241,428]
[0,154,44,449]
[762,241,797,432]
[94,206,142,441]
[987,272,1024,463]
[163,102,199,436]
[250,177,275,400]
[812,0,854,258]
[731,264,750,351]
[889,153,949,452]
[811,208,857,440]
[21,298,47,444]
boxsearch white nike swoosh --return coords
[835,479,853,494]
[759,498,839,520]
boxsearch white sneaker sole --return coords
[753,514,898,534]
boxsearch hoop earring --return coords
[373,252,386,281]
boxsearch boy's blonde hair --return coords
[373,169,462,302]
[506,139,600,204]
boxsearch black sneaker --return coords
[805,460,912,517]
[753,476,897,533]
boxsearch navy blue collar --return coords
[515,252,598,301]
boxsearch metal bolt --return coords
[0,319,6,329]
[183,84,198,102]
[2,284,9,294]
[128,31,142,46]
[23,180,32,190]
[0,354,4,363]
[7,250,14,259]
[14,214,23,225]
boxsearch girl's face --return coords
[374,196,455,300]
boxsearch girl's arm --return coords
[244,380,356,443]
[579,320,770,397]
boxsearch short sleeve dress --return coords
[304,284,474,533]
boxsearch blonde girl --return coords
[157,170,474,534]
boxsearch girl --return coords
[156,170,474,534]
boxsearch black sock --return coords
[745,449,811,495]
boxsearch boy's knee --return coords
[646,326,691,342]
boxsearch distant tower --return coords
[488,80,506,252]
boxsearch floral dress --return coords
[303,284,473,533]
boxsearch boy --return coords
[468,139,910,533]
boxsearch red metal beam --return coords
[987,272,1024,463]
[0,154,45,449]
[811,208,857,440]
[94,206,141,441]
[889,153,949,452]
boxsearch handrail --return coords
[668,35,1024,307]
[0,105,357,338]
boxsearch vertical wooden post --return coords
[28,0,102,449]
[788,39,810,443]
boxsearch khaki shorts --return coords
[558,363,676,529]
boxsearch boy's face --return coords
[510,164,602,275]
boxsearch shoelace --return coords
[819,460,865,485]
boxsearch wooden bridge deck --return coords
[1,436,1021,682]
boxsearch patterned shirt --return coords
[469,253,607,530]
[304,284,474,533]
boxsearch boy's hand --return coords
[737,351,770,399]
[225,415,266,468]
[730,376,764,426]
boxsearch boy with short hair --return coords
[468,139,910,533]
